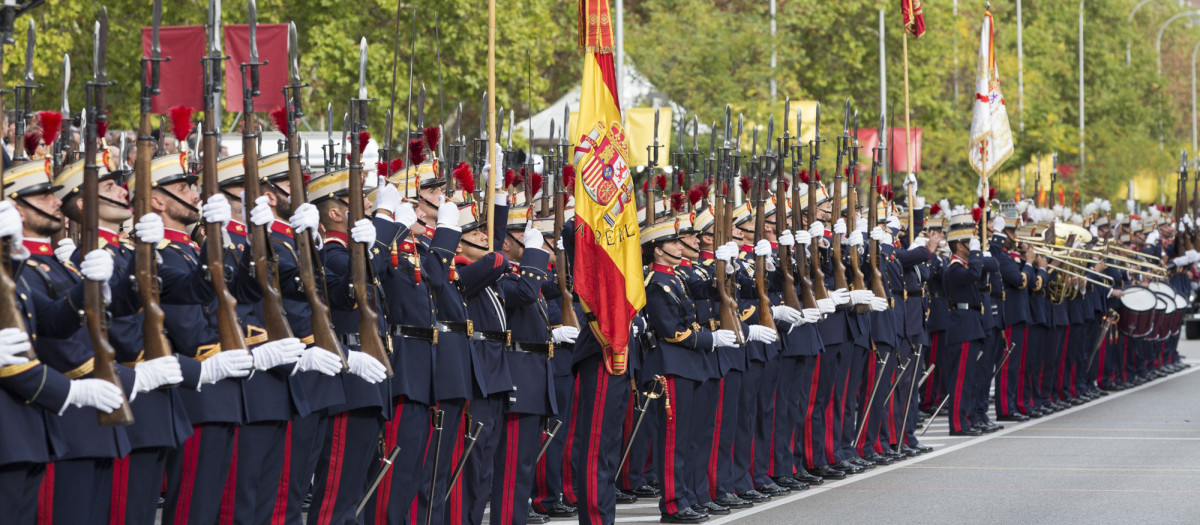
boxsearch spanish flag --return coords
[572,0,645,375]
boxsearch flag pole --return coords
[903,30,916,240]
[486,0,497,249]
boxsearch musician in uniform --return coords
[941,210,987,436]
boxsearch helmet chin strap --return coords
[656,245,682,263]
[461,236,490,253]
[15,196,64,224]
[157,188,200,214]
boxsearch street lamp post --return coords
[1157,10,1200,76]
[1191,36,1200,152]
[1080,1,1086,183]
[1129,0,1172,67]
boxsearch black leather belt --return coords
[339,333,362,347]
[472,329,511,345]
[951,302,984,314]
[390,324,438,342]
[905,289,925,297]
[510,341,554,358]
[438,321,473,337]
[991,292,1006,300]
[557,342,575,351]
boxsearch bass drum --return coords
[1149,282,1179,341]
[1117,286,1157,338]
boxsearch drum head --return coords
[1120,287,1157,312]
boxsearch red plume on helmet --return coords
[670,192,684,213]
[977,196,986,209]
[36,111,63,147]
[452,162,475,194]
[512,168,526,189]
[408,138,426,167]
[930,202,942,216]
[358,131,370,155]
[96,117,108,138]
[530,172,544,197]
[687,187,704,207]
[675,170,685,188]
[269,106,289,135]
[780,178,790,193]
[739,176,751,195]
[971,207,983,223]
[375,158,405,177]
[812,170,821,182]
[642,180,650,196]
[654,173,668,192]
[562,164,576,193]
[169,106,195,142]
[988,187,997,200]
[798,169,809,184]
[423,126,440,155]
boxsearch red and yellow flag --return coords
[572,0,644,375]
[902,0,926,39]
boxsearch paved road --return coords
[641,340,1200,525]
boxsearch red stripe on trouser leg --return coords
[219,427,240,525]
[618,385,635,487]
[109,455,129,525]
[1016,327,1028,413]
[923,332,939,405]
[316,414,348,525]
[271,421,293,525]
[562,374,581,506]
[582,363,610,524]
[172,426,203,525]
[998,326,1011,415]
[823,395,836,464]
[708,378,724,499]
[856,357,876,456]
[803,355,820,468]
[662,376,679,514]
[37,462,54,525]
[371,402,403,524]
[952,343,969,432]
[497,413,521,525]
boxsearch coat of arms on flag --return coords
[575,120,634,226]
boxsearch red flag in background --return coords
[223,24,289,113]
[902,0,926,38]
[142,25,205,113]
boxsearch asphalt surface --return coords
[628,339,1200,525]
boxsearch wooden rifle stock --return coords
[202,99,248,354]
[867,150,887,300]
[830,139,848,293]
[776,175,802,310]
[845,148,869,313]
[713,170,741,342]
[806,142,829,301]
[554,166,578,329]
[135,93,172,363]
[348,101,394,377]
[787,164,817,309]
[86,80,134,426]
[0,44,34,360]
[284,84,347,369]
[751,161,775,331]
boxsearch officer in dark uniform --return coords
[0,199,127,524]
[941,210,986,436]
[990,215,1036,423]
[303,166,391,525]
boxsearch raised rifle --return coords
[347,38,393,376]
[867,113,888,302]
[829,100,849,294]
[1175,151,1192,253]
[0,11,36,359]
[13,19,38,164]
[787,105,817,309]
[647,108,661,222]
[283,22,348,385]
[446,103,464,195]
[85,8,133,426]
[752,119,776,331]
[845,110,869,313]
[201,0,247,354]
[134,0,173,364]
[52,54,71,174]
[241,0,291,342]
[554,115,578,329]
[712,106,742,343]
[773,102,801,311]
[806,104,829,301]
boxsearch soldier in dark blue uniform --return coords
[302,167,391,525]
[941,210,986,436]
[990,216,1037,423]
[0,199,127,524]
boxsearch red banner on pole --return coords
[902,0,926,39]
[223,24,289,113]
[853,127,923,174]
[142,25,205,114]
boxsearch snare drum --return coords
[1149,282,1178,341]
[1117,286,1157,337]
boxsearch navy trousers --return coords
[489,411,543,525]
[0,462,43,524]
[164,423,235,525]
[530,370,574,513]
[364,396,432,525]
[709,370,742,499]
[307,408,385,525]
[569,356,631,525]
[110,448,169,525]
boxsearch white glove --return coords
[870,296,888,312]
[347,351,387,384]
[0,327,31,367]
[524,222,545,251]
[64,378,125,414]
[808,221,824,241]
[870,226,886,242]
[981,249,992,258]
[754,239,772,257]
[54,238,77,265]
[0,201,23,240]
[351,219,376,245]
[556,237,565,251]
[395,201,419,228]
[816,298,836,314]
[771,305,803,325]
[886,215,902,230]
[846,230,863,247]
[251,338,305,371]
[831,288,851,305]
[993,216,1006,233]
[802,307,822,323]
[1146,231,1160,245]
[913,235,928,246]
[250,196,275,227]
[968,237,981,252]
[1187,249,1199,261]
[199,349,254,384]
[850,289,875,305]
[80,249,114,282]
[133,356,183,394]
[1089,225,1099,238]
[712,329,737,348]
[904,172,918,194]
[778,230,795,247]
[855,217,868,234]
[437,198,461,230]
[915,196,926,209]
[552,325,580,344]
[134,213,165,245]
[376,181,403,215]
[293,347,344,376]
[290,203,320,234]
[631,320,641,340]
[833,219,846,236]
[747,325,778,344]
[795,229,812,246]
[201,194,233,227]
[1174,256,1190,266]
[877,229,893,245]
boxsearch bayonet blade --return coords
[288,22,301,85]
[782,97,790,138]
[61,54,71,115]
[455,102,463,143]
[842,98,851,137]
[248,0,259,63]
[766,117,774,155]
[878,113,886,149]
[357,38,368,99]
[151,0,162,58]
[562,103,570,144]
[691,116,698,152]
[417,84,426,130]
[326,103,333,143]
[750,125,757,158]
[548,119,556,149]
[676,114,684,154]
[95,9,108,84]
[652,108,660,147]
[480,92,488,139]
[23,19,34,85]
[708,121,716,156]
[735,113,744,151]
[208,0,222,55]
[722,105,731,148]
[814,102,821,142]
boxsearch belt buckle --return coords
[431,325,439,345]
[465,320,474,339]
[505,331,512,346]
